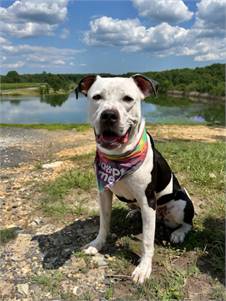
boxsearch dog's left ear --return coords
[132,74,158,97]
[75,75,97,99]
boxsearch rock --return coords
[92,254,108,267]
[42,161,63,169]
[17,283,29,296]
[30,217,43,226]
[72,286,82,296]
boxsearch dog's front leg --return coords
[84,189,112,255]
[132,197,156,284]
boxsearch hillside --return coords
[0,64,225,97]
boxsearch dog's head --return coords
[76,74,158,149]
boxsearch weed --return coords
[31,271,63,294]
[0,227,18,244]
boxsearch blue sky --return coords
[0,0,225,74]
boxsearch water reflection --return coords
[40,94,68,107]
[0,93,224,125]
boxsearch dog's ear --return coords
[132,74,158,97]
[75,75,97,99]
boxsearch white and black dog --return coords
[75,74,194,284]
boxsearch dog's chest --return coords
[109,142,154,202]
[110,180,135,201]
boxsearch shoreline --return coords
[167,90,225,103]
[1,86,224,103]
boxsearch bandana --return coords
[95,128,148,192]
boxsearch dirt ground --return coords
[0,125,225,300]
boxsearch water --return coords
[0,93,224,125]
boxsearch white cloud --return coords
[0,37,84,71]
[84,16,188,54]
[84,6,226,62]
[192,0,226,38]
[1,61,25,69]
[196,0,226,29]
[0,0,68,38]
[133,0,193,24]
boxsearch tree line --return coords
[0,64,224,96]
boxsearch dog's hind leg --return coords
[84,190,112,255]
[163,189,194,243]
[170,223,192,243]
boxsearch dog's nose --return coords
[100,110,119,124]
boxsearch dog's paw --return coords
[170,229,185,244]
[83,239,105,255]
[132,260,152,284]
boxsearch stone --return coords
[72,286,82,296]
[17,283,29,296]
[42,161,63,169]
[92,254,108,267]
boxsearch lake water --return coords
[0,93,224,125]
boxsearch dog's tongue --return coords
[98,130,129,146]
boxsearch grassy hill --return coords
[0,64,224,97]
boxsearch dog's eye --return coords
[123,95,134,102]
[92,94,102,101]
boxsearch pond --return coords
[0,93,224,125]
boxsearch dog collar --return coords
[95,128,148,192]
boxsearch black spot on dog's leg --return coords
[145,182,156,210]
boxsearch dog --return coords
[75,74,194,284]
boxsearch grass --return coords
[40,169,96,217]
[0,123,90,131]
[157,141,224,193]
[0,227,18,244]
[0,82,42,90]
[31,272,63,295]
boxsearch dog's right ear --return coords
[75,75,97,99]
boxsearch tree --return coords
[5,70,20,83]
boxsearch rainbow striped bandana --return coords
[95,129,148,192]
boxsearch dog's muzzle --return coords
[96,109,131,149]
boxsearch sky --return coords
[0,0,225,74]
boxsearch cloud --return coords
[84,3,226,63]
[84,16,188,54]
[132,0,193,24]
[0,37,84,70]
[192,0,226,38]
[196,0,226,29]
[0,0,68,38]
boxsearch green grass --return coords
[156,141,224,197]
[40,169,96,217]
[31,272,63,295]
[0,227,18,244]
[0,82,43,90]
[0,123,90,131]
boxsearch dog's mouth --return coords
[96,127,131,149]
